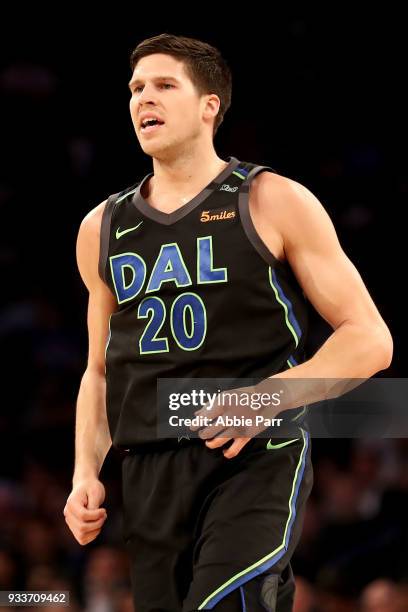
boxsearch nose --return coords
[137,83,158,107]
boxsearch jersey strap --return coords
[98,191,120,283]
[237,164,286,268]
[98,183,140,283]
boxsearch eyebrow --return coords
[128,76,180,91]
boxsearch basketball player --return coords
[63,34,393,611]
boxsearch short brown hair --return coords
[129,33,232,136]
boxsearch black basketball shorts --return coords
[121,429,313,611]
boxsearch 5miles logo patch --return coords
[200,208,236,222]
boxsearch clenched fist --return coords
[63,478,107,545]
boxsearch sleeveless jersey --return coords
[99,156,309,449]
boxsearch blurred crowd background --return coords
[0,9,406,612]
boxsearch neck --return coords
[149,146,228,196]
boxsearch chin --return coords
[140,144,166,158]
[142,139,178,160]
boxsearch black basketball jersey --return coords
[98,156,309,449]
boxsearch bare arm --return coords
[73,201,116,483]
[204,173,394,458]
[64,199,117,545]
[251,171,393,379]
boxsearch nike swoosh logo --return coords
[266,438,299,450]
[116,221,143,239]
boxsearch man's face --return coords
[129,53,213,158]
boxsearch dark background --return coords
[0,8,406,612]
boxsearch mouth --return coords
[140,118,165,134]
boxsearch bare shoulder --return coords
[76,199,109,291]
[79,199,108,239]
[249,171,318,263]
[77,199,118,366]
[250,170,335,250]
[251,170,321,217]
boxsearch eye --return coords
[131,83,173,94]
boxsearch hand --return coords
[63,478,107,545]
[203,435,252,459]
[190,385,279,459]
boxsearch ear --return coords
[202,93,221,122]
